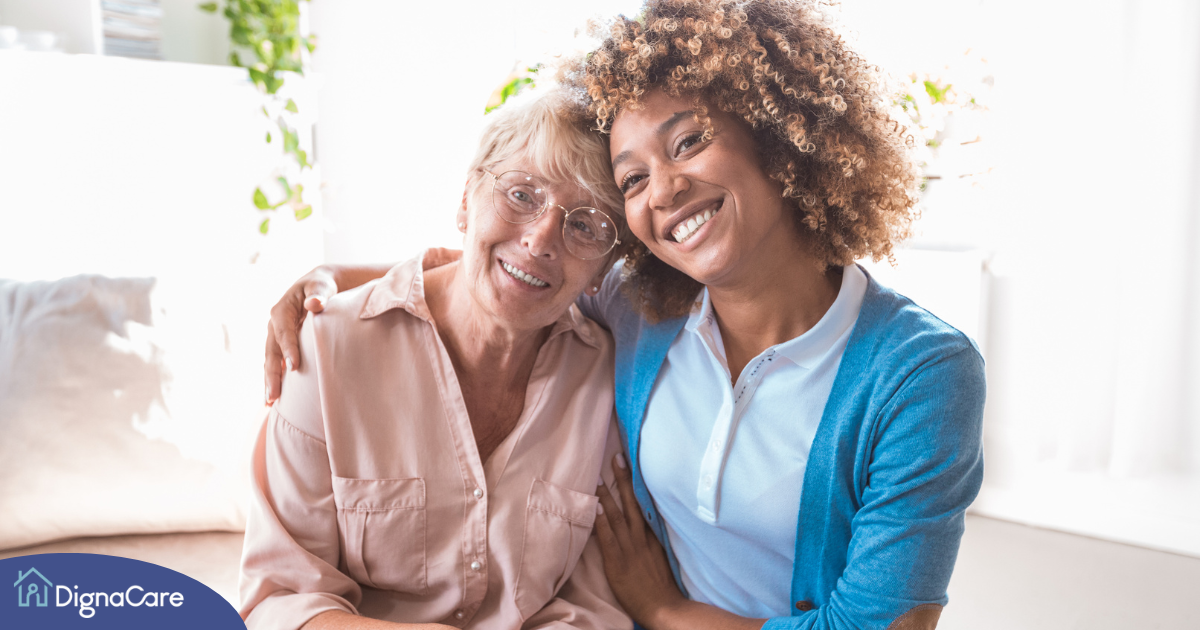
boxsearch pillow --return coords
[0,275,263,550]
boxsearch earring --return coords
[458,221,466,231]
[592,286,599,292]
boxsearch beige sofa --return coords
[0,275,263,608]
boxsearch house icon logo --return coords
[14,567,52,607]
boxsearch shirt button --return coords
[470,560,482,572]
[710,440,722,452]
[703,474,714,490]
[454,610,465,619]
[795,600,814,611]
[473,488,484,500]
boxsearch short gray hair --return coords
[466,86,625,223]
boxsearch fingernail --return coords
[286,357,294,372]
[596,503,604,515]
[615,453,626,469]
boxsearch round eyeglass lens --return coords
[493,171,546,223]
[564,207,618,260]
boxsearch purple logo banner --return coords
[4,553,244,629]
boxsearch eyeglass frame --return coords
[482,168,622,261]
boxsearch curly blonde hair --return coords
[568,0,921,320]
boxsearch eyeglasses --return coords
[485,169,621,261]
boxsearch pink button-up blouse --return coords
[239,249,631,630]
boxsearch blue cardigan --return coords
[578,265,986,630]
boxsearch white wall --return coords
[160,0,229,65]
[0,0,101,53]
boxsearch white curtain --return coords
[962,0,1200,556]
[844,0,1200,556]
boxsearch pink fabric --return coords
[239,250,630,630]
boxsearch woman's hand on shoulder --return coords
[265,263,398,403]
[264,265,340,404]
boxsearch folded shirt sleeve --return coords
[239,321,362,630]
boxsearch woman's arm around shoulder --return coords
[265,263,393,403]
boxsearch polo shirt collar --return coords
[684,264,867,370]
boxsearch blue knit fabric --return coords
[577,264,986,630]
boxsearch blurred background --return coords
[1,1,1198,628]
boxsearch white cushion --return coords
[0,275,262,550]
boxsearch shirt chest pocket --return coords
[513,479,599,620]
[332,476,427,595]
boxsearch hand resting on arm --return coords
[594,455,767,630]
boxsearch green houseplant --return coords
[199,0,315,234]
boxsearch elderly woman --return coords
[239,88,633,630]
[265,1,986,629]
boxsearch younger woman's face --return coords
[610,89,801,289]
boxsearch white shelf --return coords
[0,0,228,63]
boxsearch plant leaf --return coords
[294,205,312,221]
[259,218,270,234]
[283,128,298,153]
[284,98,298,113]
[265,131,271,143]
[248,67,268,88]
[252,187,270,209]
[198,2,218,13]
[924,80,952,104]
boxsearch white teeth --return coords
[501,262,548,288]
[672,205,720,243]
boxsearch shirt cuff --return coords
[244,591,357,630]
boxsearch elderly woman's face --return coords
[610,89,797,289]
[458,158,613,330]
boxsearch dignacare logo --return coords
[15,567,51,607]
[15,565,184,617]
[3,553,243,629]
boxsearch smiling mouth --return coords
[671,200,722,244]
[500,261,549,288]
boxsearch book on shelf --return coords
[101,0,163,60]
